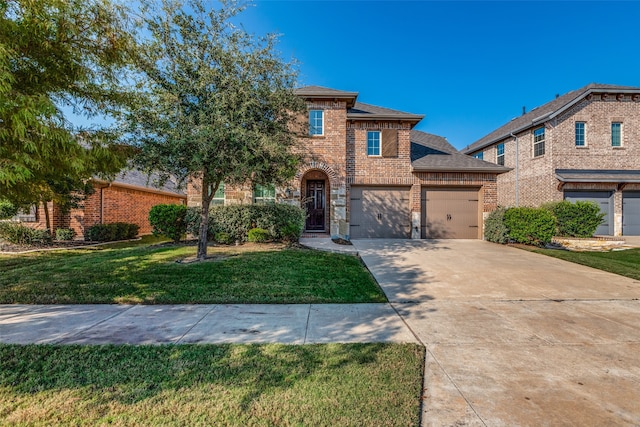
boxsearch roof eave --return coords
[92,178,187,198]
[555,176,640,184]
[348,114,424,122]
[412,166,512,174]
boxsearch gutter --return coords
[511,132,519,207]
[92,179,187,199]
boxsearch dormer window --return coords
[309,110,323,136]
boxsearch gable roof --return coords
[294,85,359,107]
[411,130,510,173]
[463,83,640,154]
[348,102,424,122]
[95,169,186,197]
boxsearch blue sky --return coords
[237,1,640,150]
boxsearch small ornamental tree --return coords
[127,0,306,260]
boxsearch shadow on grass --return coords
[0,343,424,424]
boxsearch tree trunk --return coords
[42,201,51,233]
[196,177,218,260]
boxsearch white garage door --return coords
[350,186,411,239]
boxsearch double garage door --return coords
[349,186,480,239]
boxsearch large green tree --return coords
[127,0,306,259]
[0,0,134,228]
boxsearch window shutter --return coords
[381,129,398,157]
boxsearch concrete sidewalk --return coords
[0,303,418,345]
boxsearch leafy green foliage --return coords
[127,0,307,259]
[0,200,18,219]
[484,206,509,243]
[148,204,187,242]
[85,222,139,242]
[248,228,271,243]
[55,228,76,241]
[186,204,306,243]
[0,222,51,245]
[546,201,605,237]
[214,232,233,245]
[0,0,135,214]
[503,207,556,246]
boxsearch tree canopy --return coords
[127,0,306,259]
[0,0,134,224]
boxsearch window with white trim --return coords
[309,110,323,136]
[212,182,225,205]
[575,122,585,147]
[611,122,622,147]
[254,184,276,204]
[367,131,381,156]
[496,143,505,166]
[533,127,545,157]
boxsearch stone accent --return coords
[550,236,626,252]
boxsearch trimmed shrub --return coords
[484,206,509,244]
[0,200,18,220]
[214,232,233,245]
[186,204,306,243]
[248,227,271,243]
[149,204,187,243]
[548,200,604,237]
[0,222,51,245]
[503,207,556,246]
[55,228,76,241]
[85,222,139,242]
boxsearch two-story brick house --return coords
[463,83,640,236]
[188,86,508,240]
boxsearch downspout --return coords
[510,132,519,207]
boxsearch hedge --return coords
[85,222,139,242]
[484,206,509,244]
[149,204,187,242]
[0,222,51,245]
[186,204,306,243]
[503,207,556,246]
[543,201,604,237]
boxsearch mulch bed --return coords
[0,240,102,254]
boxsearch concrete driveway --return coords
[352,239,640,426]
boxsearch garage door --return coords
[350,186,411,238]
[422,188,480,239]
[623,192,640,235]
[564,191,613,235]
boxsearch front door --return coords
[306,180,325,231]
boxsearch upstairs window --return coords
[496,143,505,166]
[575,122,585,146]
[254,184,276,204]
[611,122,622,147]
[473,152,484,160]
[367,131,381,156]
[212,182,225,205]
[533,127,545,157]
[309,110,323,136]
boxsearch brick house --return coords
[20,169,186,239]
[463,83,640,236]
[187,86,508,239]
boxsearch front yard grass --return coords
[0,239,386,304]
[0,343,424,426]
[532,247,640,280]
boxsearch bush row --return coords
[0,222,52,245]
[150,203,306,244]
[484,200,605,246]
[85,222,140,242]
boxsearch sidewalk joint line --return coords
[54,305,135,344]
[175,304,218,344]
[303,304,312,344]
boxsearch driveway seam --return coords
[175,304,219,344]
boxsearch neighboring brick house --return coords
[463,83,640,236]
[187,86,508,239]
[21,170,186,239]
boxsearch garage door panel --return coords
[564,191,613,236]
[422,188,479,239]
[350,186,410,239]
[623,192,640,236]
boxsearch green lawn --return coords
[0,239,386,304]
[533,247,640,280]
[0,343,424,426]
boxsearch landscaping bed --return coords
[0,343,424,426]
[0,239,386,304]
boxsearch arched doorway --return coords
[302,170,330,232]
